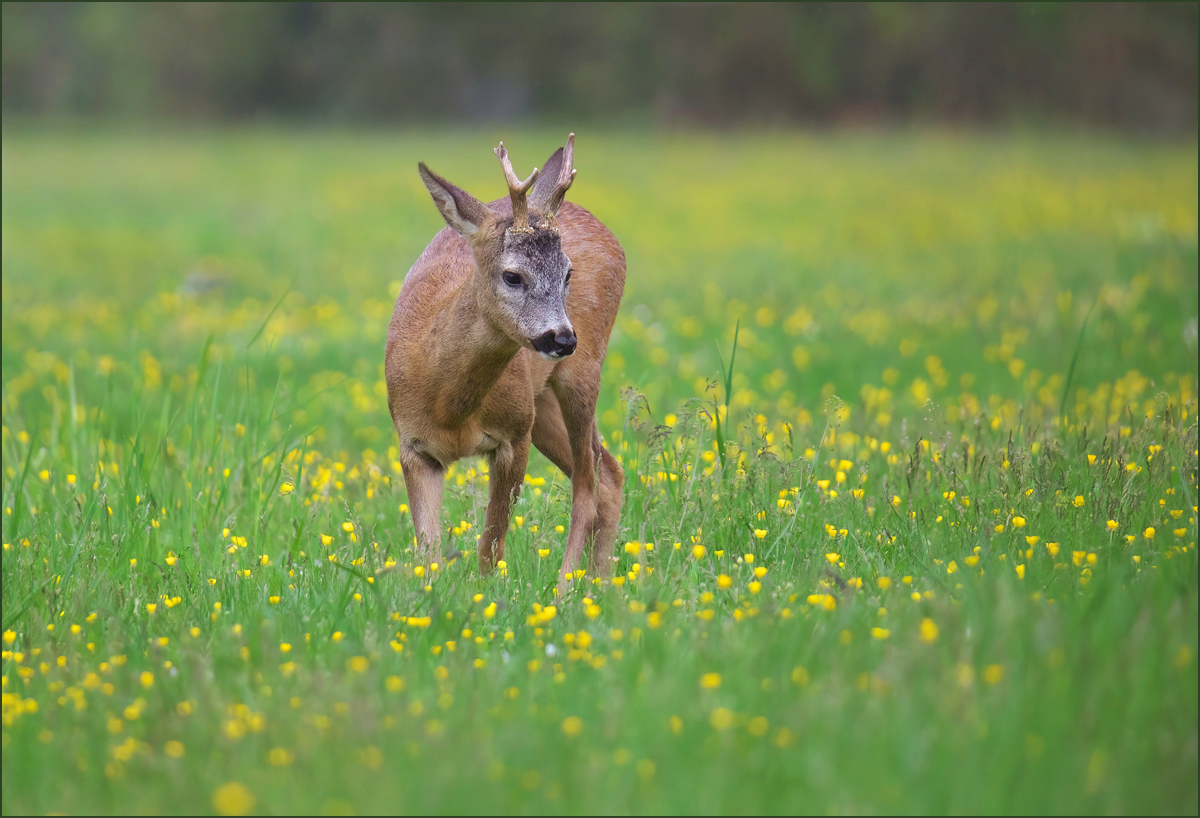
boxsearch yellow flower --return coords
[709,707,734,730]
[341,522,354,533]
[347,656,370,673]
[321,534,333,546]
[1144,527,1155,540]
[1106,520,1118,531]
[279,643,291,653]
[164,740,185,759]
[877,577,891,590]
[753,529,767,539]
[139,671,154,688]
[1073,496,1085,508]
[692,544,707,559]
[946,561,958,574]
[871,627,890,640]
[1015,564,1025,579]
[1045,542,1060,557]
[1175,528,1188,538]
[1025,536,1039,546]
[1072,551,1086,567]
[919,618,939,644]
[983,664,1004,685]
[1012,516,1026,528]
[212,782,256,816]
[748,581,762,595]
[825,552,840,564]
[700,672,722,689]
[561,716,583,738]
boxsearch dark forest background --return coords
[3,2,1197,133]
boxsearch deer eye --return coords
[502,271,522,288]
[564,270,572,287]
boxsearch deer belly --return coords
[409,426,503,467]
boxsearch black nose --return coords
[532,329,577,357]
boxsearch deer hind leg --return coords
[479,435,530,575]
[399,447,445,565]
[588,427,624,578]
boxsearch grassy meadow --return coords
[1,128,1197,814]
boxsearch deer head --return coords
[417,135,579,359]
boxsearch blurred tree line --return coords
[3,2,1196,132]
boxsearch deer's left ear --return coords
[529,133,576,217]
[418,163,491,237]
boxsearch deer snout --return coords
[531,328,577,358]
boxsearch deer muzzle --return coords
[531,328,577,359]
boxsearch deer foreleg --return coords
[480,436,529,574]
[553,375,601,597]
[588,437,625,577]
[400,448,445,565]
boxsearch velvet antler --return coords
[494,142,539,232]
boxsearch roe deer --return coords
[385,135,626,595]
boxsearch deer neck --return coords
[429,274,521,427]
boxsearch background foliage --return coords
[3,2,1197,132]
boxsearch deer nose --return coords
[554,331,577,355]
[532,329,577,357]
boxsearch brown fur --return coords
[386,186,626,594]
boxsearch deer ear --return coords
[528,147,564,213]
[418,163,491,237]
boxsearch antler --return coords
[544,133,577,218]
[494,142,539,232]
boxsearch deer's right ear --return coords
[418,163,490,237]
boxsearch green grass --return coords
[2,128,1197,814]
